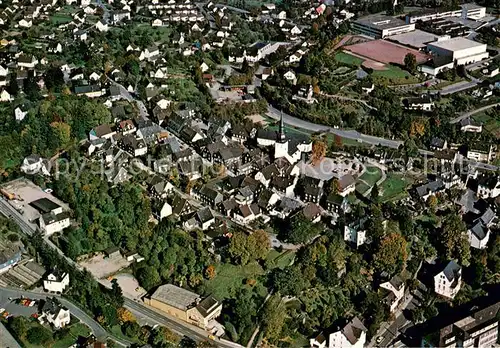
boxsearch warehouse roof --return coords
[354,14,409,30]
[151,284,199,311]
[428,37,485,51]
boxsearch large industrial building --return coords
[405,3,486,23]
[427,37,488,65]
[352,14,415,38]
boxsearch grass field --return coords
[356,182,370,195]
[204,261,267,300]
[266,250,295,269]
[474,111,500,138]
[50,14,72,24]
[53,323,91,348]
[380,173,412,201]
[372,65,418,85]
[359,166,382,186]
[334,52,363,66]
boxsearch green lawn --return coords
[204,262,267,300]
[473,112,500,139]
[380,173,412,202]
[359,166,382,186]
[50,14,72,24]
[372,65,418,85]
[266,250,295,269]
[356,182,370,195]
[52,323,91,348]
[334,52,363,66]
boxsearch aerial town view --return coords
[0,0,499,346]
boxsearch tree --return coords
[287,213,321,244]
[26,326,53,345]
[117,307,135,323]
[44,67,65,92]
[229,230,270,265]
[50,122,71,149]
[311,140,327,165]
[205,265,216,279]
[374,233,408,275]
[371,183,379,202]
[428,195,438,210]
[262,294,286,343]
[440,213,471,266]
[8,317,27,339]
[269,265,306,296]
[404,53,417,73]
[24,73,40,101]
[122,321,140,338]
[7,73,19,96]
[137,265,161,290]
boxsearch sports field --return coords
[343,40,430,65]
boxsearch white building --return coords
[353,14,415,38]
[467,145,496,163]
[344,221,366,248]
[20,155,49,175]
[468,220,490,249]
[427,37,488,66]
[31,198,71,235]
[380,275,405,313]
[405,3,486,23]
[434,260,461,299]
[310,317,367,348]
[477,176,500,199]
[43,272,70,293]
[41,298,70,329]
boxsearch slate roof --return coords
[416,179,444,197]
[442,260,461,282]
[469,220,487,240]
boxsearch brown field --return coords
[343,39,430,65]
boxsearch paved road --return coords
[267,105,403,148]
[108,79,149,120]
[0,287,132,347]
[449,102,500,124]
[427,80,478,96]
[124,299,243,348]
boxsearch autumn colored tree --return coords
[410,119,426,137]
[50,122,71,149]
[205,265,216,280]
[117,307,135,323]
[229,229,270,265]
[313,84,320,95]
[374,233,408,275]
[440,213,470,266]
[329,178,341,194]
[428,195,438,210]
[312,140,327,165]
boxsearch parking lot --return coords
[100,273,146,300]
[0,291,39,319]
[79,253,132,279]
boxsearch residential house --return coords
[119,134,147,157]
[344,219,367,248]
[96,19,109,32]
[43,271,70,293]
[111,10,130,24]
[310,317,367,348]
[89,124,116,140]
[302,177,323,203]
[380,275,405,313]
[430,137,447,151]
[171,195,195,216]
[0,90,11,102]
[18,54,38,69]
[14,107,27,121]
[326,193,350,214]
[434,260,462,299]
[460,118,482,133]
[48,42,63,53]
[415,179,445,201]
[233,204,261,224]
[196,207,215,230]
[467,220,490,249]
[74,84,105,98]
[154,202,172,221]
[40,298,70,329]
[402,96,434,111]
[477,174,500,199]
[336,174,356,197]
[194,185,223,207]
[301,202,322,223]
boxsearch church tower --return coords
[274,110,289,159]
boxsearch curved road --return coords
[449,102,500,124]
[0,287,133,347]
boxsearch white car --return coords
[0,308,5,314]
[376,336,384,344]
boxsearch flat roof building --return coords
[406,3,486,23]
[388,29,446,50]
[427,37,488,65]
[352,14,415,38]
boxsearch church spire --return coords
[278,109,286,142]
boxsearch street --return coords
[449,102,500,124]
[0,287,133,347]
[124,298,243,348]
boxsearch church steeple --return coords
[278,110,286,142]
